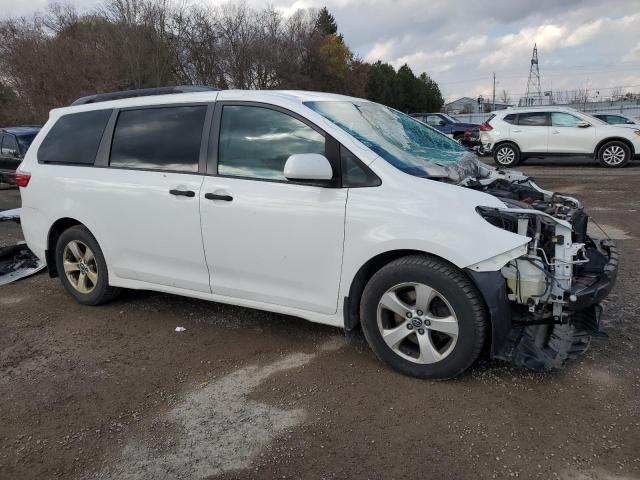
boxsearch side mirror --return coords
[627,120,635,125]
[284,154,333,183]
[577,121,590,128]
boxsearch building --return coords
[444,97,512,114]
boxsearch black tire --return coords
[597,141,631,168]
[360,255,487,379]
[493,142,520,168]
[55,225,121,305]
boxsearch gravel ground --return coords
[1,158,639,480]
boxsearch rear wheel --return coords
[493,142,520,168]
[597,141,631,168]
[360,255,487,379]
[55,225,121,305]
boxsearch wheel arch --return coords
[343,249,507,355]
[45,217,84,277]
[492,139,521,155]
[593,137,635,158]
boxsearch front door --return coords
[200,104,347,314]
[547,112,596,154]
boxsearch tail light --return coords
[464,130,472,137]
[15,170,31,187]
[479,121,493,131]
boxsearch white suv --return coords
[480,107,640,168]
[16,88,618,378]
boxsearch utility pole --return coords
[492,72,496,111]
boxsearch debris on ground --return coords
[0,209,46,285]
[175,326,186,332]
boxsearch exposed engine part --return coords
[465,166,617,371]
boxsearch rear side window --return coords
[39,110,111,164]
[1,135,19,156]
[110,106,207,172]
[517,112,548,126]
[503,114,517,124]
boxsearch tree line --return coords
[0,1,444,125]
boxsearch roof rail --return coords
[71,85,221,106]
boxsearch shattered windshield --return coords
[305,101,470,178]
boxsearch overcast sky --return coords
[4,0,640,102]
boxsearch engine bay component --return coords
[462,166,617,371]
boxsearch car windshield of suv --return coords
[305,101,468,177]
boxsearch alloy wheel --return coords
[496,147,515,165]
[376,282,459,364]
[63,240,98,294]
[602,145,626,166]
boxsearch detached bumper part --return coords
[0,208,47,285]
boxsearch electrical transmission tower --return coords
[524,44,542,106]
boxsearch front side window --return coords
[551,112,582,127]
[305,101,468,178]
[426,115,444,126]
[39,110,111,164]
[517,112,548,126]
[1,135,19,157]
[110,106,206,172]
[218,105,325,181]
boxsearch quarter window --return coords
[517,112,548,126]
[503,114,517,125]
[110,106,207,172]
[38,110,111,164]
[218,105,325,181]
[1,135,19,157]
[551,112,582,127]
[341,146,380,187]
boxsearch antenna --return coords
[523,44,542,106]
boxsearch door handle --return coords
[511,128,522,132]
[205,193,233,202]
[169,189,195,197]
[552,130,560,134]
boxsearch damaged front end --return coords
[465,167,618,371]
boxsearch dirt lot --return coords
[1,159,639,480]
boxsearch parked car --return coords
[0,126,41,183]
[16,87,618,379]
[591,112,638,126]
[480,107,640,167]
[410,112,481,147]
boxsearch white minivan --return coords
[16,87,618,378]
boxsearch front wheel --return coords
[360,255,487,379]
[598,141,631,168]
[493,143,520,168]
